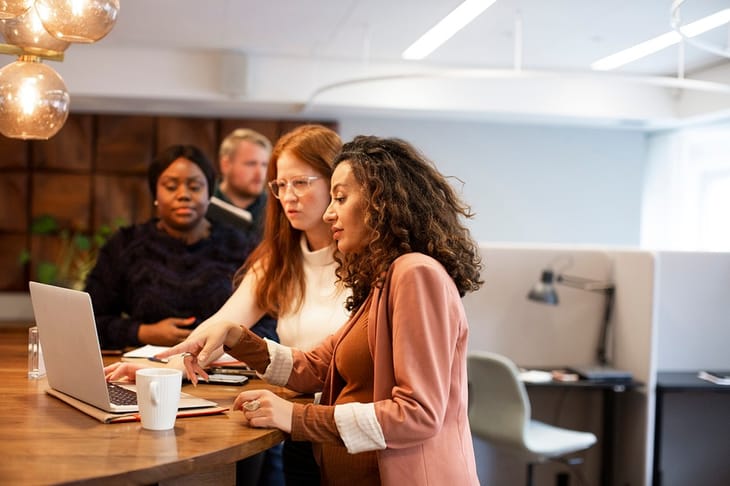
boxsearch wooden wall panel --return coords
[93,174,152,228]
[0,138,28,168]
[31,114,93,170]
[0,172,28,231]
[96,115,155,173]
[0,114,338,292]
[31,173,91,231]
[29,234,64,286]
[218,119,339,149]
[0,235,27,290]
[156,117,218,165]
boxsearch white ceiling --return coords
[6,0,730,128]
[104,0,729,76]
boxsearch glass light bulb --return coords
[35,0,119,43]
[0,57,70,140]
[0,3,70,53]
[0,0,33,20]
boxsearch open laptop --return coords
[29,281,217,413]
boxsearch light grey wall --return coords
[338,116,648,246]
[654,251,730,370]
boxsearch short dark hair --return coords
[148,145,217,199]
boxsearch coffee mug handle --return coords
[150,381,159,406]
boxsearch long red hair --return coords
[233,124,342,317]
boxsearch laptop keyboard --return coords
[108,382,138,406]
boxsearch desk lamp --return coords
[527,266,630,380]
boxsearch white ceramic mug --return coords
[135,368,182,431]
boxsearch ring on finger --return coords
[243,399,261,411]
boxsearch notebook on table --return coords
[28,281,219,417]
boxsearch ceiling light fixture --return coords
[670,0,730,59]
[303,3,730,127]
[402,0,496,60]
[0,0,119,140]
[1,3,70,56]
[591,7,730,71]
[0,0,34,19]
[0,55,70,139]
[35,0,119,43]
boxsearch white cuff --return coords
[333,402,386,454]
[261,338,293,385]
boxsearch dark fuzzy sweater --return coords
[85,220,255,350]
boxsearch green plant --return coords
[19,214,126,290]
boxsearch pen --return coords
[148,356,169,364]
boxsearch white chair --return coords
[467,351,597,486]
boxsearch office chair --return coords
[467,351,597,486]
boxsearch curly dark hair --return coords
[333,136,483,312]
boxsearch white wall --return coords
[339,116,648,245]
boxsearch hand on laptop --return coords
[104,357,186,383]
[104,361,144,382]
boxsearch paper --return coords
[698,370,730,385]
[123,344,170,359]
[123,345,242,365]
[519,370,553,383]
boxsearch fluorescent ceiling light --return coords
[591,8,730,71]
[402,0,497,60]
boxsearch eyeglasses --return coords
[268,176,321,199]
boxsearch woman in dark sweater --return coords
[84,145,256,350]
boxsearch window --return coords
[642,122,730,251]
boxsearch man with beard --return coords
[207,128,272,239]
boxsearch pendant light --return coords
[0,2,70,56]
[35,0,120,43]
[0,55,70,140]
[0,0,33,20]
[0,0,119,140]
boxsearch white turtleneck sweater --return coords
[203,235,350,351]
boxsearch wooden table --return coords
[0,326,291,485]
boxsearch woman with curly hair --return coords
[160,135,483,485]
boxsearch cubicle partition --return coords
[651,252,730,486]
[463,244,655,486]
[654,251,730,371]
